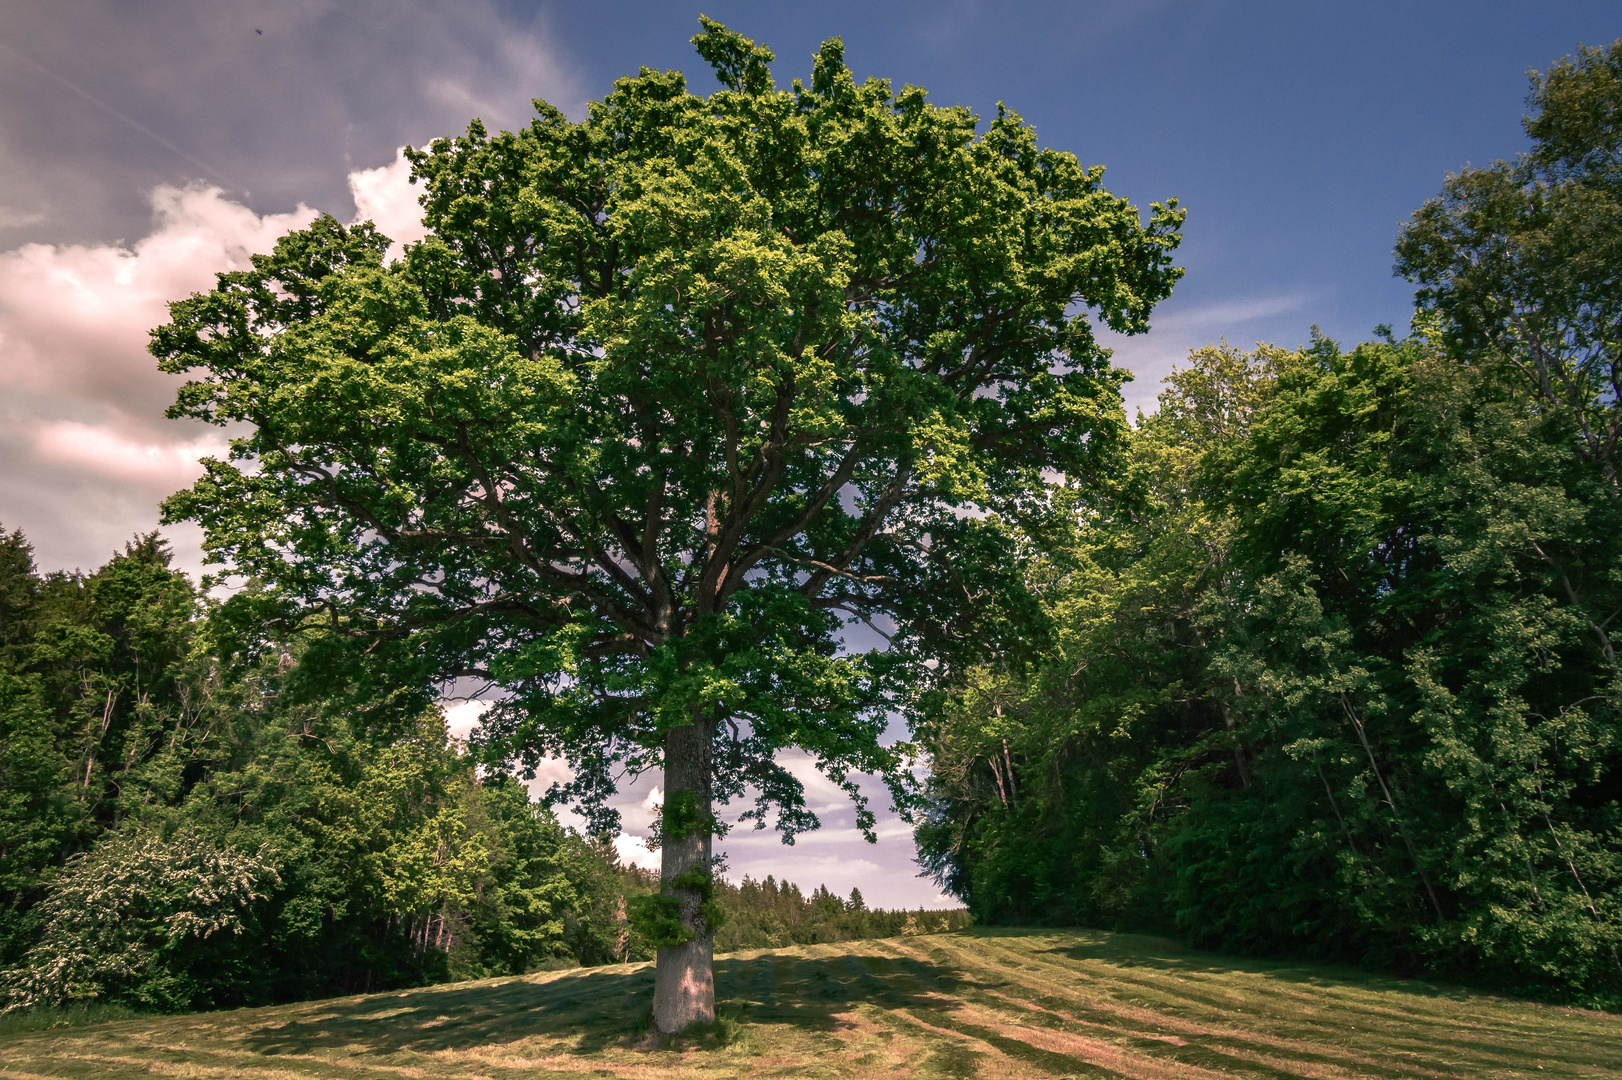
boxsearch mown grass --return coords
[0,1002,142,1038]
[1,927,1616,1078]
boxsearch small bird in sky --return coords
[255,29,262,35]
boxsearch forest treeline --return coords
[713,876,967,951]
[0,532,961,1013]
[917,43,1622,1006]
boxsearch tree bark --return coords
[652,714,716,1034]
[1340,693,1446,923]
[1219,699,1253,789]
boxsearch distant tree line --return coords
[0,532,962,1014]
[713,876,968,951]
[916,43,1622,1007]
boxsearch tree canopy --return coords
[1397,40,1622,514]
[918,41,1622,1007]
[152,18,1183,1030]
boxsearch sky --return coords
[1,0,1617,907]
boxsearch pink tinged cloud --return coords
[0,184,318,423]
[0,153,427,571]
[31,422,228,489]
[348,150,429,260]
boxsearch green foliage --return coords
[710,875,968,951]
[0,531,206,968]
[0,522,953,1014]
[917,42,1622,1005]
[1,830,278,1012]
[920,331,1622,1003]
[147,24,1181,1018]
[150,18,1182,864]
[630,865,731,949]
[0,1001,140,1037]
[657,791,719,843]
[0,529,655,1012]
[628,893,692,949]
[670,868,728,935]
[1397,39,1622,510]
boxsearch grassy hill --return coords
[2,928,1617,1079]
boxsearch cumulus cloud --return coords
[443,699,494,741]
[0,184,316,431]
[638,786,665,824]
[613,834,661,872]
[348,150,429,260]
[0,152,428,575]
[442,697,579,808]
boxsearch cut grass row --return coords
[1,927,1616,1079]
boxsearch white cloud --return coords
[0,183,317,431]
[613,833,660,872]
[348,149,428,260]
[750,749,879,817]
[0,183,322,571]
[527,758,576,789]
[30,421,226,489]
[607,784,663,834]
[443,699,493,740]
[0,154,437,575]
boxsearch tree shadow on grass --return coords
[978,928,1618,1075]
[238,946,972,1059]
[238,965,652,1059]
[970,926,1472,1001]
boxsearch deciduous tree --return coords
[154,19,1182,1029]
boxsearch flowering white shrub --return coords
[1,829,278,1011]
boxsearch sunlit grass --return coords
[1,927,1616,1078]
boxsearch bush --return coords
[1,829,277,1013]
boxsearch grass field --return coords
[2,928,1618,1079]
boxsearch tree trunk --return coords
[652,715,715,1034]
[1221,694,1253,789]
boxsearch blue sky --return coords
[497,1,1619,413]
[0,0,1616,905]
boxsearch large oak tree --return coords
[154,19,1183,1031]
